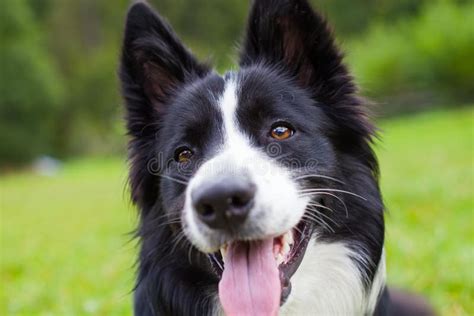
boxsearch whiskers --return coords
[156,174,190,186]
[295,173,345,185]
[299,188,367,201]
[168,228,198,265]
[296,175,368,232]
[301,201,338,233]
[140,210,197,265]
[298,185,367,218]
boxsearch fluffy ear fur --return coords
[240,0,374,145]
[120,2,209,206]
[120,1,210,138]
[240,0,352,102]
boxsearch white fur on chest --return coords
[280,239,385,316]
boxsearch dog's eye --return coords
[270,123,295,140]
[175,147,193,163]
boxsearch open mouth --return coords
[208,220,314,313]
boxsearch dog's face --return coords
[121,1,384,315]
[167,68,336,252]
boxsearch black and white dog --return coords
[120,1,432,315]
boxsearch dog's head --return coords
[121,0,384,314]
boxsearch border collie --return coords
[120,1,433,315]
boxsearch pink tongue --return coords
[218,239,281,316]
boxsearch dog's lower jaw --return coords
[211,238,386,316]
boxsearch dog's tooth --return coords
[220,246,228,262]
[276,253,284,265]
[282,231,294,247]
[282,242,291,256]
[286,231,294,245]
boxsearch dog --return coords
[120,1,434,315]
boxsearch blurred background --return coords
[1,0,472,315]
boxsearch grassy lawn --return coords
[1,107,473,315]
[378,107,473,315]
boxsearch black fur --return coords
[119,1,426,315]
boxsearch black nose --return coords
[192,177,256,230]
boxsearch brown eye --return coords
[270,124,294,140]
[175,148,193,163]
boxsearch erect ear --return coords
[120,1,210,137]
[240,0,355,105]
[120,2,210,207]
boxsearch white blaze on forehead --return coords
[218,75,250,152]
[219,77,238,133]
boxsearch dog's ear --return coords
[240,0,355,104]
[120,2,210,207]
[120,1,210,137]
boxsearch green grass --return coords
[1,159,136,315]
[1,107,473,315]
[378,106,473,315]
